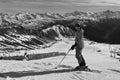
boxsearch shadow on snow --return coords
[0,68,101,78]
[0,52,66,60]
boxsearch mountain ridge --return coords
[0,10,120,52]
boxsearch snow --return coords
[0,39,120,80]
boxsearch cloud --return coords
[91,0,120,5]
[1,0,120,6]
[0,0,13,3]
[63,0,120,6]
[0,0,120,15]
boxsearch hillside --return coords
[1,10,120,53]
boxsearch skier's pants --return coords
[75,47,86,67]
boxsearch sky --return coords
[0,0,120,14]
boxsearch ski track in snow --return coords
[0,39,120,80]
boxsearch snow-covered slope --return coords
[0,39,120,80]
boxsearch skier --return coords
[24,51,29,61]
[71,23,87,70]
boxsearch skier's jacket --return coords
[75,28,84,49]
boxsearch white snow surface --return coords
[0,38,120,80]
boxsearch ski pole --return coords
[54,49,71,69]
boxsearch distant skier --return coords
[71,23,87,70]
[24,51,29,61]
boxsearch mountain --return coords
[63,11,89,19]
[63,10,120,19]
[91,10,120,19]
[1,10,120,52]
[0,13,75,52]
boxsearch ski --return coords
[44,65,101,73]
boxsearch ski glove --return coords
[71,43,77,50]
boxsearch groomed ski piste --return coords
[0,38,120,80]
